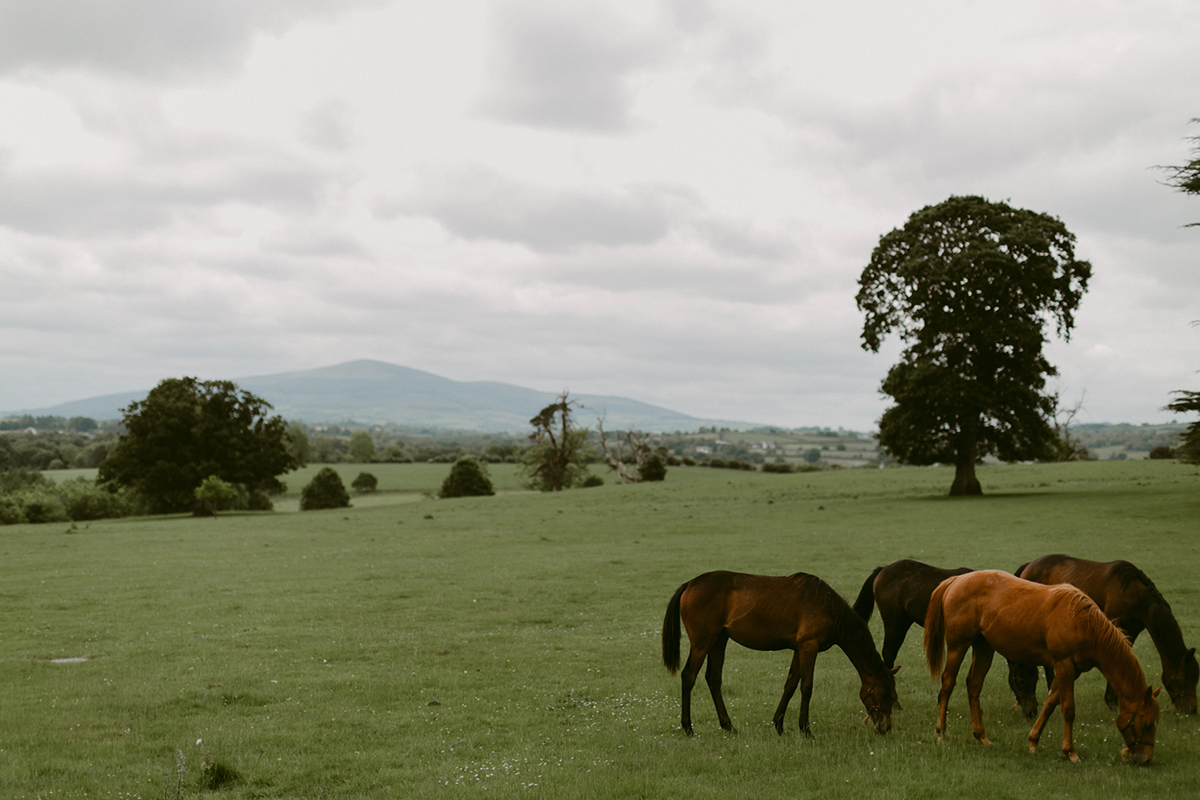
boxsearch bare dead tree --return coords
[1050,390,1088,461]
[596,418,654,483]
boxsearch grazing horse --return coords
[1007,554,1198,716]
[662,571,899,738]
[853,559,974,669]
[925,570,1160,764]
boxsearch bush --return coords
[439,458,495,498]
[351,472,378,493]
[639,455,667,482]
[57,478,134,521]
[581,474,604,487]
[300,467,351,511]
[681,457,696,466]
[707,458,726,468]
[20,488,69,524]
[194,475,239,517]
[761,462,793,473]
[1149,445,1176,460]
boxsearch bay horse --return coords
[1007,554,1198,716]
[925,570,1160,764]
[662,570,899,738]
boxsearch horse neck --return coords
[1091,626,1149,702]
[1144,598,1189,666]
[835,615,887,681]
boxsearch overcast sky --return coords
[1,0,1198,430]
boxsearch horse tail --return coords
[923,577,954,680]
[1013,561,1030,578]
[662,581,689,675]
[853,567,883,621]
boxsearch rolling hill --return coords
[10,360,760,433]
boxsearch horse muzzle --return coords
[1122,745,1154,766]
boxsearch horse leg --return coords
[773,644,816,737]
[965,641,995,744]
[1056,671,1080,763]
[880,613,912,670]
[1028,663,1074,756]
[935,642,971,743]
[679,641,711,736]
[704,632,735,733]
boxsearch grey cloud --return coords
[0,161,329,238]
[299,99,355,151]
[0,0,382,81]
[477,2,663,133]
[384,165,674,252]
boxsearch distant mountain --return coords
[10,360,760,433]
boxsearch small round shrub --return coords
[639,455,666,482]
[761,462,793,474]
[581,474,604,488]
[439,458,495,498]
[681,457,696,466]
[351,472,378,493]
[708,458,726,468]
[1148,445,1176,460]
[300,467,351,511]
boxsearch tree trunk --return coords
[949,459,982,496]
[949,423,983,496]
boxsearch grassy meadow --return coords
[3,460,1200,799]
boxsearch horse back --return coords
[678,571,838,652]
[1018,554,1155,622]
[873,559,973,627]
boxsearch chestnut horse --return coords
[924,570,1159,764]
[662,571,899,737]
[1007,554,1198,716]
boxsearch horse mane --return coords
[1110,561,1166,603]
[1056,585,1143,682]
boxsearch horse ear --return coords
[890,666,901,675]
[1151,686,1162,699]
[1189,647,1196,657]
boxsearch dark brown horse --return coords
[853,559,974,669]
[925,570,1160,764]
[1008,554,1198,716]
[662,571,899,737]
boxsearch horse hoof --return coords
[975,735,992,745]
[1028,742,1038,755]
[1066,751,1080,764]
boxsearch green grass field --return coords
[3,460,1200,798]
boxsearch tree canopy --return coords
[1162,118,1200,224]
[98,378,300,513]
[857,196,1091,495]
[1165,391,1200,464]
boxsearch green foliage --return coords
[351,472,378,493]
[858,195,1091,495]
[803,448,821,464]
[348,430,376,462]
[761,462,793,473]
[1162,118,1200,225]
[98,377,300,514]
[521,393,594,491]
[438,457,495,498]
[285,422,311,463]
[1165,391,1200,463]
[639,454,666,482]
[193,475,239,517]
[300,467,351,511]
[0,469,137,525]
[1149,445,1176,459]
[581,474,604,487]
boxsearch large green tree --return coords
[98,378,300,513]
[857,196,1092,495]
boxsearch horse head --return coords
[1163,647,1198,715]
[1117,686,1160,766]
[1006,661,1041,719]
[860,666,900,734]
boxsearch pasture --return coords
[3,460,1199,798]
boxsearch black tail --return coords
[662,582,689,674]
[853,567,884,622]
[1014,561,1030,578]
